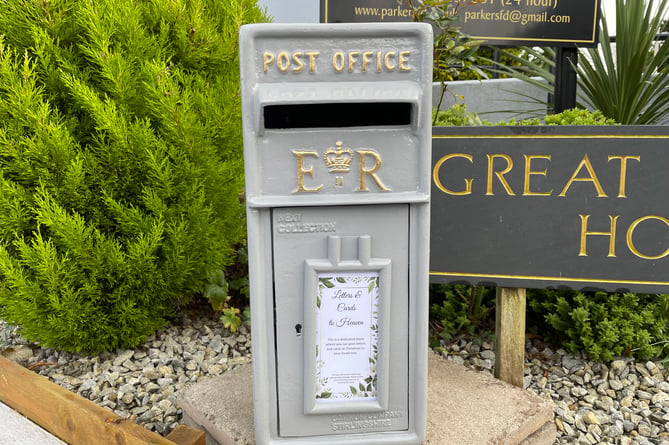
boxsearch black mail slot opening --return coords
[263,102,412,129]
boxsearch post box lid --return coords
[240,23,433,208]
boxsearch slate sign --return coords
[320,0,412,23]
[455,0,601,47]
[430,126,669,294]
[321,0,600,47]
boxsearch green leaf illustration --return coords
[320,278,335,288]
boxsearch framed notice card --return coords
[315,272,379,402]
[304,254,391,414]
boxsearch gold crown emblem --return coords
[323,141,353,173]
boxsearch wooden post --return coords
[495,287,526,388]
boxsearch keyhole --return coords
[295,324,303,337]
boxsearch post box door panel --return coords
[272,204,409,437]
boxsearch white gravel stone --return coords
[4,314,669,441]
[1,314,252,436]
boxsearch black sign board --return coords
[321,0,600,47]
[430,126,669,293]
[456,0,601,47]
[320,0,412,23]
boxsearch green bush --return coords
[527,291,669,361]
[430,284,495,344]
[0,0,267,352]
[432,104,486,126]
[433,105,617,127]
[497,108,618,126]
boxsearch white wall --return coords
[257,0,318,23]
[433,79,550,123]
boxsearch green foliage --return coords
[527,290,669,361]
[576,0,669,124]
[542,109,618,126]
[0,0,267,352]
[221,307,242,333]
[430,284,495,344]
[408,0,485,83]
[493,0,669,124]
[433,105,616,127]
[496,109,618,126]
[204,246,249,331]
[432,104,485,126]
[408,0,485,121]
[204,270,231,312]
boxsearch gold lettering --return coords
[332,52,345,72]
[384,51,396,71]
[399,51,411,71]
[305,51,319,73]
[578,214,618,257]
[356,150,391,192]
[291,52,304,73]
[523,154,552,196]
[293,150,323,193]
[608,155,640,198]
[262,52,275,73]
[377,51,383,72]
[276,52,290,72]
[626,215,669,259]
[433,153,473,195]
[362,51,374,72]
[348,51,360,72]
[559,154,607,197]
[486,154,515,196]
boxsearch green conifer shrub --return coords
[0,0,267,352]
[527,291,669,361]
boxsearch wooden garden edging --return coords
[0,355,204,445]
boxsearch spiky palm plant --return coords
[495,0,669,124]
[577,0,669,124]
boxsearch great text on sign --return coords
[430,126,669,294]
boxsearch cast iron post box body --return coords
[240,23,432,444]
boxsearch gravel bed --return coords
[3,314,669,444]
[439,338,669,445]
[1,314,251,436]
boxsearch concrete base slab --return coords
[177,353,555,445]
[0,403,67,445]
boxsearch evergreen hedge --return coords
[0,0,267,352]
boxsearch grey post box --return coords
[239,23,432,444]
